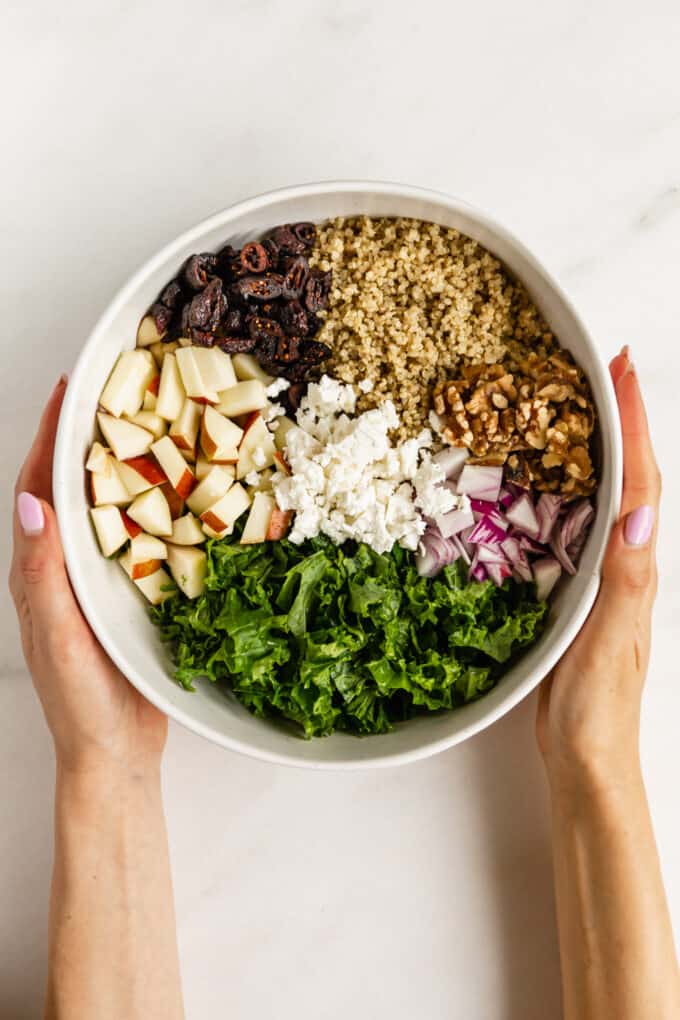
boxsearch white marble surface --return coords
[1,1,679,1017]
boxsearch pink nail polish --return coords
[624,505,654,546]
[17,492,45,536]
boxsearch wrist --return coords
[544,746,643,803]
[56,753,162,798]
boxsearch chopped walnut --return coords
[432,347,598,498]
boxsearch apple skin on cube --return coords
[200,405,243,463]
[159,482,185,520]
[169,398,202,453]
[129,533,168,579]
[166,545,207,599]
[240,492,275,545]
[186,466,234,517]
[136,315,164,347]
[89,505,129,557]
[120,509,142,537]
[232,353,274,385]
[266,507,293,540]
[120,554,175,605]
[151,436,196,500]
[200,483,251,534]
[170,513,206,545]
[149,340,178,367]
[99,350,156,418]
[236,415,276,479]
[216,380,268,418]
[202,520,232,540]
[156,353,186,422]
[175,347,220,404]
[90,458,131,507]
[126,486,173,537]
[117,455,167,497]
[273,451,291,475]
[97,412,154,461]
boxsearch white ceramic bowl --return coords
[54,181,622,770]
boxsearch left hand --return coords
[9,376,168,778]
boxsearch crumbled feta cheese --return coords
[262,401,284,424]
[266,378,290,398]
[252,447,267,469]
[358,378,374,393]
[272,375,462,554]
[244,470,260,487]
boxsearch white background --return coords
[2,2,679,1018]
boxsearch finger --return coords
[15,376,68,504]
[609,346,629,388]
[615,362,661,517]
[11,494,82,628]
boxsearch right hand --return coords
[9,377,169,778]
[536,347,661,783]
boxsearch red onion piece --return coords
[533,557,562,601]
[456,464,503,503]
[467,515,508,546]
[505,493,540,539]
[536,493,562,544]
[501,536,533,582]
[432,447,469,481]
[435,505,475,538]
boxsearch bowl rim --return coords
[54,179,622,770]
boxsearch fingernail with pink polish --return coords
[17,492,45,536]
[624,505,654,547]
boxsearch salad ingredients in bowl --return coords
[82,211,601,740]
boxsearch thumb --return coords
[600,504,657,607]
[12,493,79,624]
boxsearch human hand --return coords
[9,376,168,778]
[536,347,661,784]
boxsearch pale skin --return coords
[7,351,679,1019]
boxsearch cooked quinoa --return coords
[310,217,554,438]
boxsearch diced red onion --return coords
[416,528,461,577]
[501,536,533,582]
[470,498,498,515]
[536,493,562,544]
[456,464,503,503]
[517,534,545,556]
[432,447,469,481]
[485,560,513,586]
[533,557,562,601]
[505,493,541,539]
[435,505,475,538]
[476,545,510,567]
[451,534,471,565]
[499,488,514,508]
[551,499,594,575]
[467,516,508,546]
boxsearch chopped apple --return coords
[128,533,167,579]
[151,436,196,499]
[126,487,172,537]
[120,509,142,537]
[156,352,186,422]
[170,513,205,546]
[202,520,231,540]
[149,339,178,366]
[216,380,268,418]
[200,483,251,534]
[240,492,275,545]
[90,505,129,557]
[232,353,274,385]
[166,545,207,599]
[169,398,202,453]
[200,405,243,462]
[97,413,153,461]
[90,459,131,507]
[136,315,164,347]
[186,466,234,516]
[266,507,293,541]
[116,455,167,497]
[126,410,167,440]
[85,441,112,476]
[159,482,185,520]
[194,455,213,482]
[236,415,276,479]
[142,389,157,411]
[193,347,237,393]
[175,347,219,404]
[273,416,298,452]
[99,350,156,418]
[177,336,193,347]
[273,451,291,475]
[120,555,175,605]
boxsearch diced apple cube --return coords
[186,466,234,516]
[240,492,275,545]
[90,458,131,507]
[166,545,207,599]
[120,555,175,605]
[169,398,202,453]
[151,435,196,500]
[192,347,237,392]
[90,505,129,557]
[273,416,298,452]
[149,339,179,367]
[201,521,231,540]
[232,353,274,385]
[216,380,268,418]
[266,507,293,541]
[170,513,206,546]
[156,352,186,421]
[85,441,112,476]
[200,483,251,534]
[116,454,167,497]
[120,510,142,537]
[128,533,168,579]
[97,412,153,461]
[175,347,220,404]
[126,487,173,537]
[126,410,167,439]
[136,315,164,347]
[236,414,276,479]
[200,405,243,462]
[99,350,156,418]
[159,482,185,520]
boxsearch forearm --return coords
[45,763,183,1020]
[548,755,680,1020]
